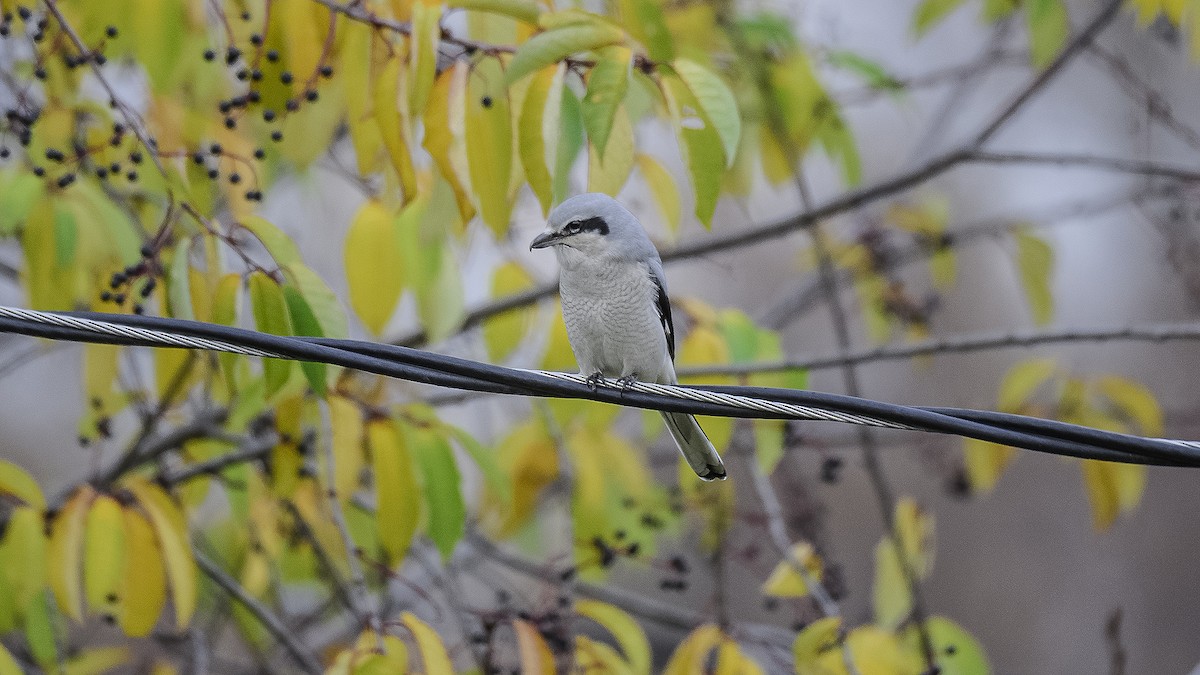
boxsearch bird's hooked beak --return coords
[529,230,560,250]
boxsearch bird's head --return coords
[529,193,656,266]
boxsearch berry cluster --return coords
[99,244,160,315]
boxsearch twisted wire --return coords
[1,305,1198,467]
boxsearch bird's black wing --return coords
[649,263,675,361]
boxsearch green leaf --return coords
[1013,227,1054,324]
[395,190,466,342]
[0,171,45,236]
[411,422,465,560]
[448,0,541,24]
[827,50,902,91]
[1026,0,1068,68]
[519,64,567,215]
[285,264,349,339]
[52,202,77,268]
[660,71,724,227]
[467,57,514,237]
[282,286,328,397]
[248,271,294,397]
[167,237,194,321]
[24,590,57,671]
[982,0,1020,20]
[555,88,585,205]
[446,425,512,507]
[582,46,632,157]
[912,0,968,36]
[873,537,911,630]
[239,216,301,267]
[672,58,742,167]
[505,23,626,84]
[344,200,405,336]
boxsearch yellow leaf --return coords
[0,505,46,620]
[997,358,1057,412]
[374,55,419,202]
[122,477,196,628]
[370,420,420,565]
[466,57,514,237]
[962,439,1017,494]
[483,262,536,362]
[575,635,635,674]
[344,200,405,335]
[660,69,724,227]
[519,64,567,215]
[48,485,94,621]
[587,104,635,196]
[676,325,734,451]
[1081,460,1147,531]
[0,643,20,675]
[663,624,723,675]
[636,154,681,236]
[900,616,990,675]
[793,617,842,674]
[0,459,45,511]
[329,395,366,501]
[84,495,125,617]
[715,639,765,675]
[424,63,476,221]
[845,626,922,675]
[762,542,824,598]
[400,612,453,672]
[119,508,167,637]
[62,646,129,675]
[893,497,935,578]
[409,3,442,117]
[1094,375,1163,436]
[513,619,556,674]
[575,599,651,675]
[873,536,911,630]
[1013,228,1054,325]
[496,421,559,536]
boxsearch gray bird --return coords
[530,193,726,481]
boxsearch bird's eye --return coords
[564,221,581,234]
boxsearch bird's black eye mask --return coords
[562,216,609,236]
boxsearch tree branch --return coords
[194,551,324,675]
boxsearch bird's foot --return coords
[616,375,639,392]
[585,371,607,391]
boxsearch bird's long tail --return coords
[661,411,726,480]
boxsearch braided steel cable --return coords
[1,305,1198,467]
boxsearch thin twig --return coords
[194,551,324,675]
[969,151,1200,181]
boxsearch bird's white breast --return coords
[558,257,670,382]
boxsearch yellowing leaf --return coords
[0,459,45,511]
[119,508,167,637]
[901,617,990,675]
[874,539,909,629]
[0,643,20,675]
[84,495,125,616]
[677,325,734,451]
[369,420,420,565]
[248,271,295,398]
[894,498,935,578]
[0,505,46,621]
[519,64,567,215]
[122,478,196,628]
[1081,460,1147,531]
[844,626,922,675]
[963,439,1017,494]
[409,3,442,117]
[400,612,453,672]
[514,619,556,674]
[997,358,1057,412]
[1013,228,1054,325]
[588,104,635,195]
[575,599,651,675]
[912,0,968,36]
[761,542,823,598]
[395,190,466,342]
[467,57,514,237]
[715,639,765,675]
[166,237,194,321]
[48,485,94,622]
[636,154,681,236]
[616,0,673,62]
[673,58,741,167]
[285,264,349,339]
[344,200,405,335]
[663,624,722,675]
[62,646,129,675]
[239,216,301,267]
[496,421,559,535]
[374,55,419,202]
[582,46,632,156]
[448,0,541,23]
[793,617,843,673]
[424,63,477,221]
[1095,375,1163,436]
[1026,0,1068,68]
[505,22,627,84]
[0,169,45,235]
[330,395,367,501]
[483,262,536,362]
[575,635,635,674]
